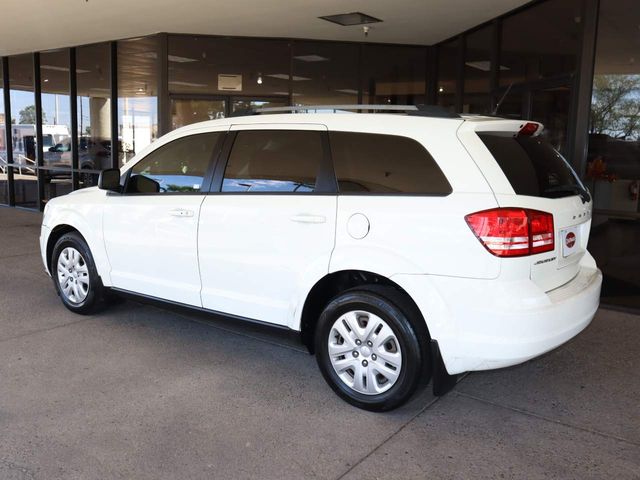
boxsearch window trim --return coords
[209,128,338,195]
[120,131,226,196]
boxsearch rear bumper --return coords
[392,252,602,375]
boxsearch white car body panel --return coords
[102,193,206,306]
[199,195,337,327]
[39,112,602,377]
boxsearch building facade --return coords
[0,0,638,308]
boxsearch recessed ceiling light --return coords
[319,12,382,26]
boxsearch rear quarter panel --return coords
[327,115,501,279]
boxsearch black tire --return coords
[51,231,105,314]
[315,286,427,411]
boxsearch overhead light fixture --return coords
[257,73,263,85]
[438,87,444,93]
[319,12,382,26]
[41,65,90,74]
[465,61,510,72]
[266,74,310,81]
[168,80,208,88]
[43,78,49,83]
[293,55,329,62]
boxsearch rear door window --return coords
[329,131,451,194]
[478,132,586,198]
[222,130,324,193]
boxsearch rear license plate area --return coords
[560,227,579,257]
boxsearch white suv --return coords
[40,106,602,411]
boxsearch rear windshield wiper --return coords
[543,185,591,204]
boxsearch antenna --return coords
[492,83,513,116]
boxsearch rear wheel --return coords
[51,232,105,314]
[315,288,424,411]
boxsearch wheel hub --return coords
[328,310,403,395]
[56,247,90,304]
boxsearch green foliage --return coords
[18,105,46,124]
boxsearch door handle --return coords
[169,208,194,217]
[290,214,326,224]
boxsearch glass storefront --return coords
[436,38,459,110]
[361,45,427,106]
[40,48,73,201]
[118,36,159,165]
[586,0,640,308]
[292,41,359,106]
[499,0,581,87]
[77,43,112,174]
[168,35,291,125]
[462,26,492,114]
[9,54,38,208]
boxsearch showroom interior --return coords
[0,0,638,309]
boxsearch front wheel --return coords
[315,288,424,411]
[51,232,105,314]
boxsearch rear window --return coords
[478,132,585,198]
[329,132,451,195]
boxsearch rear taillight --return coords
[465,208,554,257]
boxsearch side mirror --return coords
[98,168,121,192]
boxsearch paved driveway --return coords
[0,206,638,479]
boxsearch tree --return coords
[18,105,46,125]
[590,75,640,140]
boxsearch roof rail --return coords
[254,105,419,113]
[252,104,461,119]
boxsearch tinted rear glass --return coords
[329,132,451,194]
[478,132,585,198]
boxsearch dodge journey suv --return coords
[40,105,602,411]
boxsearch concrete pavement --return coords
[0,206,638,479]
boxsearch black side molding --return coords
[431,339,459,396]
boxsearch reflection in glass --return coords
[361,45,426,106]
[231,98,288,114]
[585,0,640,308]
[77,43,111,172]
[437,39,459,110]
[41,48,72,171]
[168,35,290,99]
[292,41,358,106]
[118,36,159,165]
[170,98,226,129]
